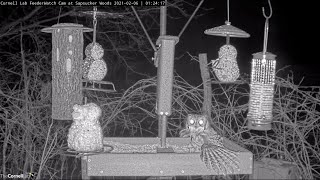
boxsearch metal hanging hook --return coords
[262,0,272,19]
[262,0,272,56]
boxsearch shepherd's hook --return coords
[262,0,272,55]
[262,0,272,19]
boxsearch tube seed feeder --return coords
[205,0,250,83]
[247,0,276,131]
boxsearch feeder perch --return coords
[41,23,92,120]
[82,80,116,93]
[247,52,276,131]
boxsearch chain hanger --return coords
[93,6,97,44]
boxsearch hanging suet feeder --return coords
[81,6,116,93]
[247,0,276,131]
[41,23,92,120]
[205,0,250,83]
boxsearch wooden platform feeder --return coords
[41,23,92,120]
[80,53,253,179]
[78,3,254,178]
[81,137,253,178]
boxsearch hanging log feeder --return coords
[41,23,92,120]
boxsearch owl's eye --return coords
[198,119,204,126]
[189,119,195,125]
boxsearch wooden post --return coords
[199,53,212,117]
[41,23,92,120]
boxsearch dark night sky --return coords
[167,0,318,84]
[0,1,317,85]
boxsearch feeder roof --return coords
[252,52,277,59]
[41,23,92,33]
[204,21,250,38]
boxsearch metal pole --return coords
[131,6,157,51]
[160,0,167,36]
[159,0,167,147]
[226,35,230,44]
[160,115,168,147]
[178,0,204,38]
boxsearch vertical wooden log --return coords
[199,53,212,117]
[42,23,92,120]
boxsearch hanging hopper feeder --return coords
[79,7,117,93]
[205,22,249,83]
[41,23,92,120]
[205,0,250,83]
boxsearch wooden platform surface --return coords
[85,137,253,176]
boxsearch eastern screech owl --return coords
[180,114,240,175]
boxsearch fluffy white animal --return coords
[67,103,104,152]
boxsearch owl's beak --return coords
[194,127,203,135]
[190,134,195,142]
